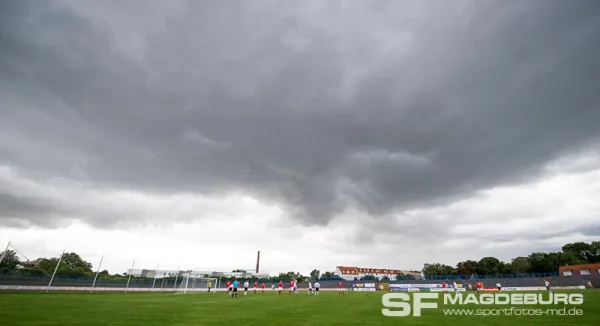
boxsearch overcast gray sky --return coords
[1,0,599,275]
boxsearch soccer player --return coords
[226,281,232,296]
[232,280,239,298]
[243,280,249,296]
[308,281,313,295]
[253,281,258,294]
[475,281,483,295]
[452,281,459,295]
[278,280,283,295]
[338,281,345,295]
[314,281,320,296]
[496,282,502,292]
[208,280,212,293]
[261,282,265,293]
[289,279,295,295]
[442,281,447,294]
[544,280,552,293]
[294,279,298,295]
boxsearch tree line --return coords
[421,241,600,276]
[0,251,109,277]
[0,251,342,282]
[205,269,342,283]
[5,241,594,280]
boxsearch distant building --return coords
[126,269,269,278]
[212,271,270,279]
[126,269,156,278]
[403,270,423,279]
[18,258,45,269]
[126,269,184,278]
[559,263,600,277]
[251,272,270,279]
[335,266,412,281]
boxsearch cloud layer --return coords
[1,0,599,272]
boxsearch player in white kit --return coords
[544,280,552,293]
[314,281,320,296]
[243,281,249,296]
[453,281,459,294]
[308,281,313,295]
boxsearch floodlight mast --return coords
[91,255,104,293]
[0,241,11,266]
[183,273,190,294]
[47,249,65,292]
[125,260,136,293]
[173,266,180,291]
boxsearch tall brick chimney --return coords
[255,251,260,273]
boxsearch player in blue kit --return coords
[232,280,239,298]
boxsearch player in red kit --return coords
[442,281,447,294]
[261,282,265,293]
[289,280,295,295]
[253,281,258,294]
[338,281,344,295]
[226,281,232,296]
[278,280,283,295]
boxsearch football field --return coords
[1,290,598,325]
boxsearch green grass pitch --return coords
[1,290,598,325]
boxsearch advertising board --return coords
[430,287,466,292]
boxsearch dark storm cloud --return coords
[581,225,600,237]
[1,0,599,227]
[0,193,65,225]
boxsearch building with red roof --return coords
[335,266,420,281]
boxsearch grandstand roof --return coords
[336,266,403,275]
[559,263,600,276]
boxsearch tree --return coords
[527,252,551,273]
[456,260,478,275]
[422,263,455,276]
[591,241,600,263]
[557,251,586,266]
[525,251,573,273]
[476,257,505,275]
[232,269,245,272]
[510,257,530,274]
[562,242,599,264]
[34,252,93,276]
[61,252,93,273]
[322,271,334,278]
[276,271,306,282]
[38,258,60,275]
[501,262,512,274]
[0,249,20,272]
